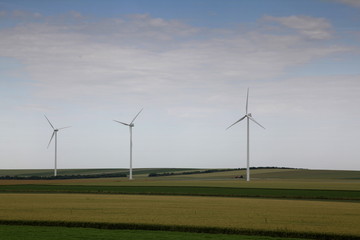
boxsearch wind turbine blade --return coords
[246,88,249,114]
[44,115,55,130]
[47,131,55,148]
[130,108,143,124]
[249,116,265,129]
[114,120,130,126]
[58,126,71,130]
[226,115,246,130]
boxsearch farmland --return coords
[0,225,309,240]
[0,168,359,239]
[0,185,359,201]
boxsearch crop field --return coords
[0,168,359,239]
[0,225,309,240]
[0,185,359,201]
[0,193,359,236]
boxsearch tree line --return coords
[148,167,297,177]
[0,173,127,180]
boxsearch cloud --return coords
[264,15,332,39]
[0,12,352,113]
[333,0,360,7]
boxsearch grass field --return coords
[0,225,310,240]
[0,185,359,200]
[0,168,359,239]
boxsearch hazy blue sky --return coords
[0,0,359,170]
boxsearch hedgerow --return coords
[0,173,127,180]
[148,167,299,177]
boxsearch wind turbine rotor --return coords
[113,120,130,126]
[44,115,55,130]
[248,116,265,129]
[130,108,143,124]
[246,88,249,114]
[226,115,247,130]
[47,131,55,148]
[57,126,72,130]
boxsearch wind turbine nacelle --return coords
[130,123,135,127]
[247,113,252,117]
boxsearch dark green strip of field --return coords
[0,224,310,240]
[0,185,359,201]
[1,220,359,240]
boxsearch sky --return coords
[0,0,359,171]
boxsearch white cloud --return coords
[0,13,353,115]
[264,15,333,39]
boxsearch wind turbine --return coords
[44,115,71,177]
[114,108,143,180]
[226,88,265,182]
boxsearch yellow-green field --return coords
[0,193,359,236]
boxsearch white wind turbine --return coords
[226,88,265,182]
[114,108,143,180]
[44,115,71,177]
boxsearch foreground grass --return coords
[0,224,314,240]
[0,193,359,237]
[0,184,359,201]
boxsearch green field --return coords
[0,225,310,240]
[0,185,359,200]
[0,168,359,239]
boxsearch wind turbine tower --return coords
[226,89,265,181]
[44,115,71,177]
[114,108,143,180]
